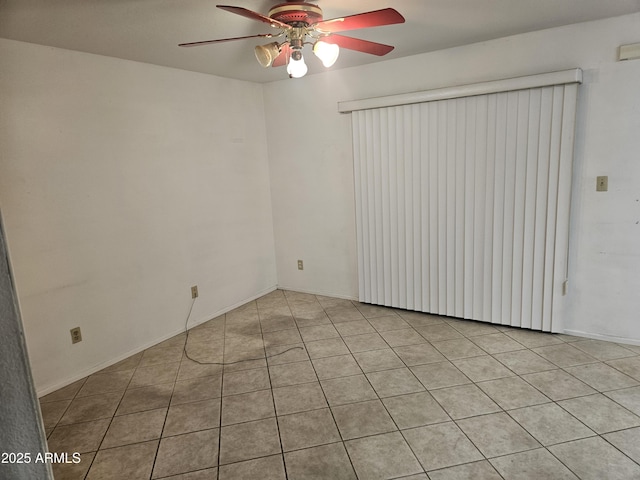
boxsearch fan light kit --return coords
[179,2,405,79]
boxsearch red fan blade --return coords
[324,34,394,56]
[179,33,275,47]
[313,8,404,34]
[271,43,291,68]
[217,5,291,30]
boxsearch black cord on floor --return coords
[182,297,304,366]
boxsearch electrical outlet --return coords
[191,285,199,299]
[297,260,304,270]
[70,327,82,344]
[596,176,608,192]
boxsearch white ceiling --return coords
[1,0,639,83]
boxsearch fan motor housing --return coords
[268,2,323,25]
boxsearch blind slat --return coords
[352,79,578,332]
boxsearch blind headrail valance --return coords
[338,68,582,113]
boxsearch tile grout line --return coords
[84,356,139,478]
[372,313,621,478]
[44,290,640,479]
[146,331,184,479]
[262,295,291,480]
[307,295,374,479]
[382,316,496,476]
[467,331,640,476]
[214,311,228,480]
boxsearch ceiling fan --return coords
[179,2,405,78]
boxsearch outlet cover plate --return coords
[596,176,608,192]
[70,327,82,344]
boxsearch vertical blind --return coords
[348,72,580,332]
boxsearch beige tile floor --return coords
[40,289,640,479]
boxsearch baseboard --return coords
[276,284,358,301]
[562,329,640,347]
[36,284,278,397]
[186,284,278,329]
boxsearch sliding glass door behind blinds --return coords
[352,83,578,332]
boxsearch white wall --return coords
[0,39,277,394]
[265,79,359,299]
[264,13,640,343]
[2,13,640,396]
